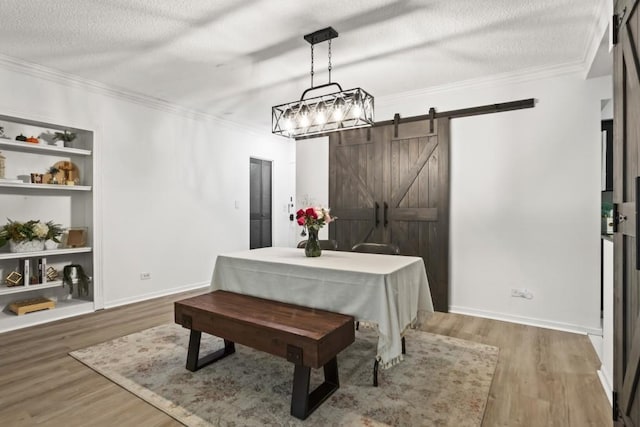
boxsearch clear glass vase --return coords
[305,227,322,257]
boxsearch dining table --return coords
[210,246,434,369]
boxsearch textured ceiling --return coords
[0,0,603,131]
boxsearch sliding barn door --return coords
[613,0,640,425]
[382,119,450,312]
[329,128,384,250]
[329,119,450,312]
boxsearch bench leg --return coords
[186,330,236,372]
[290,357,339,420]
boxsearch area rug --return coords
[70,324,498,426]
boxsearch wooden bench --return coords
[174,290,355,420]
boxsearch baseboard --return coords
[588,334,604,361]
[104,282,209,309]
[449,305,603,336]
[597,369,613,406]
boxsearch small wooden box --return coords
[9,297,55,315]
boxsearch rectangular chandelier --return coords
[272,86,374,138]
[271,27,374,138]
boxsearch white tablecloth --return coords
[210,247,434,367]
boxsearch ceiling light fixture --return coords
[272,27,374,138]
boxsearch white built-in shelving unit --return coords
[0,113,96,332]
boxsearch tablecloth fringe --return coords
[359,309,432,370]
[376,353,405,369]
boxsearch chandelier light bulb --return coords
[333,98,345,120]
[316,102,327,124]
[283,109,294,131]
[299,105,310,127]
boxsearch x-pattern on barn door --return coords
[329,118,450,312]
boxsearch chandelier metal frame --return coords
[271,27,374,138]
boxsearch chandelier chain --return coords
[328,40,332,83]
[310,44,315,88]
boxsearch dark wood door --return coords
[613,0,640,425]
[329,119,450,312]
[329,128,384,250]
[382,119,449,312]
[249,158,272,249]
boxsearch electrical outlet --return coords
[140,272,151,280]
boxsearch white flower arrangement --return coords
[0,219,64,247]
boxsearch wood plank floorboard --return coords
[423,312,612,427]
[0,291,611,426]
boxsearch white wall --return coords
[598,238,614,403]
[0,60,296,308]
[295,136,329,239]
[298,70,611,333]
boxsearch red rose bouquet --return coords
[296,207,334,231]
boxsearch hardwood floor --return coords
[423,312,612,427]
[0,291,611,426]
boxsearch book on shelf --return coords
[18,259,29,286]
[38,257,47,284]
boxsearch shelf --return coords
[0,139,91,156]
[0,247,92,260]
[0,113,95,333]
[0,281,63,296]
[0,299,94,333]
[0,182,91,191]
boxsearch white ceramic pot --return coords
[9,239,45,253]
[44,239,59,250]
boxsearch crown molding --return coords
[0,53,275,139]
[377,60,587,106]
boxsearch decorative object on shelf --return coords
[9,238,44,253]
[272,27,374,138]
[46,166,60,184]
[5,271,22,287]
[46,266,59,281]
[48,161,79,186]
[0,150,5,179]
[0,219,62,252]
[58,161,76,185]
[0,126,8,139]
[36,257,47,284]
[9,297,55,315]
[44,239,58,250]
[15,134,27,142]
[63,264,90,296]
[44,221,63,249]
[30,173,43,184]
[26,136,39,144]
[64,227,87,248]
[295,207,335,257]
[53,130,76,147]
